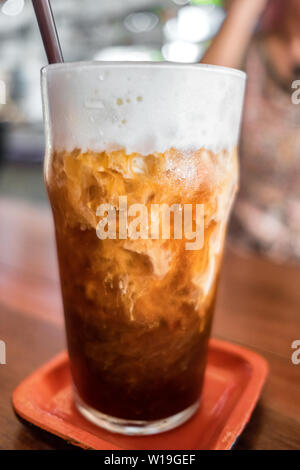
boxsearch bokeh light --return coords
[1,0,24,16]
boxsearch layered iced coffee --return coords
[42,63,245,434]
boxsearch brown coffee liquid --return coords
[63,270,216,420]
[47,147,236,421]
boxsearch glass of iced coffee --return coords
[42,62,245,435]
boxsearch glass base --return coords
[75,392,199,436]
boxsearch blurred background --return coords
[0,0,225,204]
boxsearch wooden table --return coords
[0,197,299,450]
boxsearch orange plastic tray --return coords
[13,338,268,450]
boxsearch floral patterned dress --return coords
[230,40,300,263]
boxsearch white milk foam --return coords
[42,62,246,156]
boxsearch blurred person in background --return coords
[202,0,300,264]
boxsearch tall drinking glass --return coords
[42,62,246,435]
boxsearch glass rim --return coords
[41,61,246,81]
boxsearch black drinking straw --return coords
[32,0,64,64]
